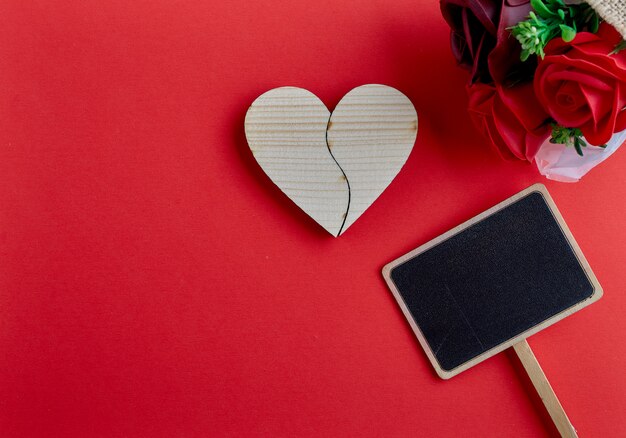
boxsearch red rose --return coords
[534,23,626,146]
[467,81,551,161]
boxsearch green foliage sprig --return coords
[611,40,626,55]
[550,124,606,156]
[510,0,601,61]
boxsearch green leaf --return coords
[560,24,577,42]
[520,49,531,62]
[574,138,584,156]
[611,40,626,55]
[557,9,565,20]
[590,12,599,33]
[531,0,556,19]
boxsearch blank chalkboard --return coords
[382,184,602,379]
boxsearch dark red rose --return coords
[487,0,536,84]
[440,0,499,83]
[534,23,626,146]
[467,81,551,161]
[440,0,534,84]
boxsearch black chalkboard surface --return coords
[383,184,602,379]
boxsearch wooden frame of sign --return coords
[382,184,602,438]
[382,184,602,378]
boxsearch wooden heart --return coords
[245,84,417,237]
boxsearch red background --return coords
[1,1,625,437]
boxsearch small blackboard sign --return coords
[383,184,602,379]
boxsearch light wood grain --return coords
[513,339,578,438]
[328,85,417,235]
[245,85,417,237]
[382,184,603,379]
[245,87,349,237]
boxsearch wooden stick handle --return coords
[512,339,578,438]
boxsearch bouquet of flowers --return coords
[440,0,626,181]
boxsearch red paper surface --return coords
[1,1,625,437]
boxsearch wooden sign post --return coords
[513,339,577,437]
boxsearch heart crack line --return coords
[325,116,351,237]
